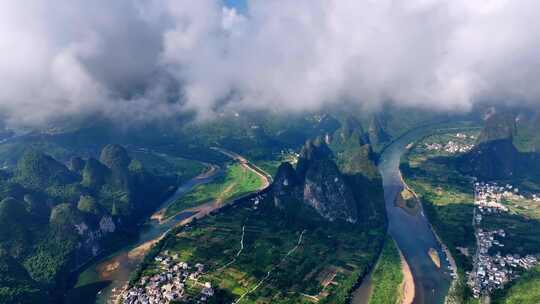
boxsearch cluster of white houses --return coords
[475,182,540,206]
[468,182,539,298]
[424,133,475,154]
[119,189,269,304]
[121,252,214,304]
[473,182,511,214]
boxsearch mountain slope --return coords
[459,112,540,180]
[0,145,176,302]
[272,120,386,227]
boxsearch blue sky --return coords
[224,0,246,11]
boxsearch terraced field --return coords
[139,199,385,303]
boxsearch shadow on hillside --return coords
[64,281,111,304]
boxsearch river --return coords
[68,166,221,304]
[353,126,453,304]
[71,127,453,304]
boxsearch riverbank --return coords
[398,126,488,304]
[351,238,415,304]
[399,248,415,304]
[91,149,271,304]
[162,152,270,221]
[400,145,460,300]
[150,164,221,223]
[399,133,461,277]
[379,123,455,304]
[361,236,415,304]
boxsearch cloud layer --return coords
[1,0,540,126]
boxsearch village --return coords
[120,251,215,304]
[119,193,269,304]
[424,132,475,154]
[468,182,539,298]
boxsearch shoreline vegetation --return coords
[399,126,485,303]
[95,163,225,282]
[163,159,267,220]
[352,122,470,304]
[150,164,220,224]
[126,191,384,304]
[96,150,272,304]
[367,236,413,304]
[394,186,421,216]
[397,130,468,303]
[120,133,389,304]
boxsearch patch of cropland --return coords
[401,129,480,303]
[128,192,384,304]
[125,129,387,303]
[165,162,265,218]
[368,237,404,304]
[401,123,540,303]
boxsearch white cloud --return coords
[1,0,539,126]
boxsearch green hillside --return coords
[369,237,403,304]
[492,265,540,304]
[0,145,198,302]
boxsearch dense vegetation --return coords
[130,118,388,303]
[136,191,385,304]
[130,150,206,185]
[492,265,540,304]
[0,109,426,303]
[0,250,44,303]
[0,145,202,303]
[368,237,404,304]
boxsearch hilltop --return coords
[458,112,540,180]
[124,125,387,303]
[0,145,181,303]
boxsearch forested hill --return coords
[458,111,540,181]
[0,145,176,303]
[272,117,386,229]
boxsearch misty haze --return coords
[0,1,539,304]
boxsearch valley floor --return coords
[401,128,540,304]
[124,190,385,304]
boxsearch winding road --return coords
[69,148,271,304]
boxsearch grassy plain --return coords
[164,163,265,218]
[368,237,403,304]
